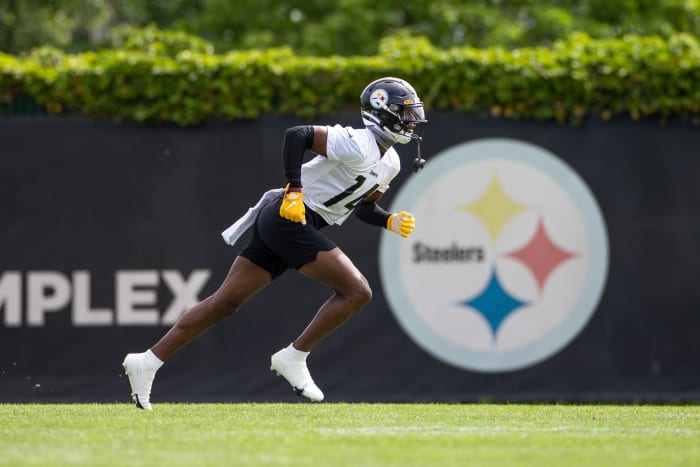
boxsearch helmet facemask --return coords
[362,103,426,145]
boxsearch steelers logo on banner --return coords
[379,138,609,372]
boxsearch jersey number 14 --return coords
[323,175,379,212]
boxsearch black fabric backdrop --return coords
[1,114,699,403]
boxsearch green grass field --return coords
[1,403,698,466]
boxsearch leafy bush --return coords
[1,33,699,125]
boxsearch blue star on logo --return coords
[459,268,528,340]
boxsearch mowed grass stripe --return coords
[1,403,698,466]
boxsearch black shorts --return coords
[239,195,337,279]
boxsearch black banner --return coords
[1,114,699,402]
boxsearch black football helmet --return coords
[360,77,427,145]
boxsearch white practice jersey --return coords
[301,124,401,226]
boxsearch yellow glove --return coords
[279,184,306,225]
[387,211,415,238]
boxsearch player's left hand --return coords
[387,211,415,238]
[279,184,306,225]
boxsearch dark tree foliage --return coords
[1,0,698,55]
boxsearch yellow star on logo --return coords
[459,171,529,243]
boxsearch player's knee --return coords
[348,280,372,309]
[212,294,242,319]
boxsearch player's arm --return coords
[354,192,416,238]
[279,125,327,224]
[282,125,327,188]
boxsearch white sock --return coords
[144,349,164,369]
[287,343,310,362]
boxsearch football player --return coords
[123,77,427,409]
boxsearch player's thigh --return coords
[299,248,370,296]
[213,256,272,307]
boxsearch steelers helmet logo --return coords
[379,138,609,373]
[370,89,389,109]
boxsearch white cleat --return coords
[122,353,157,411]
[270,347,324,402]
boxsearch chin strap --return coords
[412,139,426,173]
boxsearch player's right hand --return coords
[279,184,306,225]
[387,211,415,238]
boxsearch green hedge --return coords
[1,33,699,125]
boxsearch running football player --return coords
[122,77,427,409]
